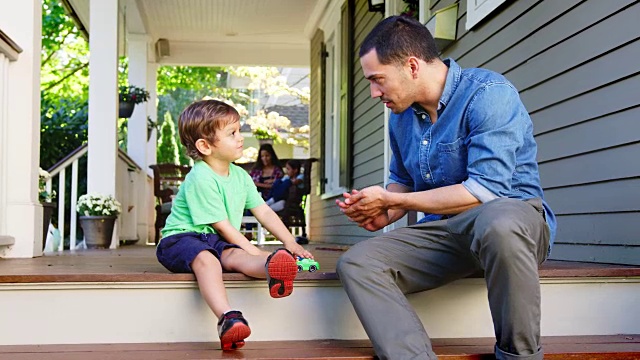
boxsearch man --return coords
[336,16,555,360]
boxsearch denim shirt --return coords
[388,58,556,244]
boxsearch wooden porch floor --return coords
[0,336,639,359]
[0,243,639,283]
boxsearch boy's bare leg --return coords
[221,247,270,278]
[191,250,232,318]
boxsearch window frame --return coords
[465,0,507,30]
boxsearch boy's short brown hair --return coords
[178,100,240,160]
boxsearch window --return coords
[324,31,342,195]
[320,1,352,198]
[465,0,507,30]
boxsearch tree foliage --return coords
[40,0,90,169]
[157,112,180,165]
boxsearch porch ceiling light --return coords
[155,38,170,60]
[368,0,384,13]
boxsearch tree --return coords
[40,0,90,169]
[157,112,180,164]
[228,66,311,149]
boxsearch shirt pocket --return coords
[437,137,468,185]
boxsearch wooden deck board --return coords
[0,244,639,284]
[0,336,638,359]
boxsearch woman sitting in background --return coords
[250,144,284,200]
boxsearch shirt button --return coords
[425,173,431,179]
[421,114,426,120]
[422,140,429,146]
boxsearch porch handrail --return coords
[46,144,88,251]
[44,144,144,252]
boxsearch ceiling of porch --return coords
[65,0,328,67]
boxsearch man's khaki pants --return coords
[337,198,550,360]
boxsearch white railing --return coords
[46,144,87,251]
[45,144,146,251]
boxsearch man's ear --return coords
[195,138,212,156]
[407,57,420,79]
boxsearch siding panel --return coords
[549,243,640,265]
[519,39,640,112]
[438,0,640,264]
[536,107,640,162]
[544,179,640,215]
[539,143,640,188]
[554,213,640,247]
[485,0,637,74]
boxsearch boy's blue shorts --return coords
[156,232,240,273]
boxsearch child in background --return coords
[265,159,304,212]
[156,99,314,351]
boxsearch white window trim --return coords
[465,0,507,30]
[319,0,348,197]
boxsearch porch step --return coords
[0,245,639,346]
[1,336,639,359]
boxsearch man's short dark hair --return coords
[359,15,439,65]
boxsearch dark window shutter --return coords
[339,0,354,189]
[310,28,326,195]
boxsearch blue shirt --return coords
[388,58,556,243]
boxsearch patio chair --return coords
[149,163,192,244]
[276,158,316,244]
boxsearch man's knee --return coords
[474,199,539,257]
[336,239,381,279]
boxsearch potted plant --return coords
[119,85,150,118]
[77,193,122,249]
[39,168,57,249]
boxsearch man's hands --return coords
[336,186,391,231]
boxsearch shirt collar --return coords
[411,58,460,117]
[439,58,460,109]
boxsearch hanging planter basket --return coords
[119,101,135,118]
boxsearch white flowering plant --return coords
[38,168,56,203]
[246,110,291,141]
[77,193,122,217]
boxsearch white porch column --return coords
[126,34,150,167]
[88,0,119,247]
[146,62,158,174]
[0,0,43,258]
[126,34,149,244]
[145,63,158,243]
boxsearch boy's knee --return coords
[191,250,221,272]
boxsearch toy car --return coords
[296,257,320,272]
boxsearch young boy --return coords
[156,99,314,351]
[265,159,305,212]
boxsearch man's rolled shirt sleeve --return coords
[461,83,526,203]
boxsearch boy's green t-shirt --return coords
[161,161,264,239]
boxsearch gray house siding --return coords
[308,0,385,245]
[433,0,640,264]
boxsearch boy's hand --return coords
[285,243,313,259]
